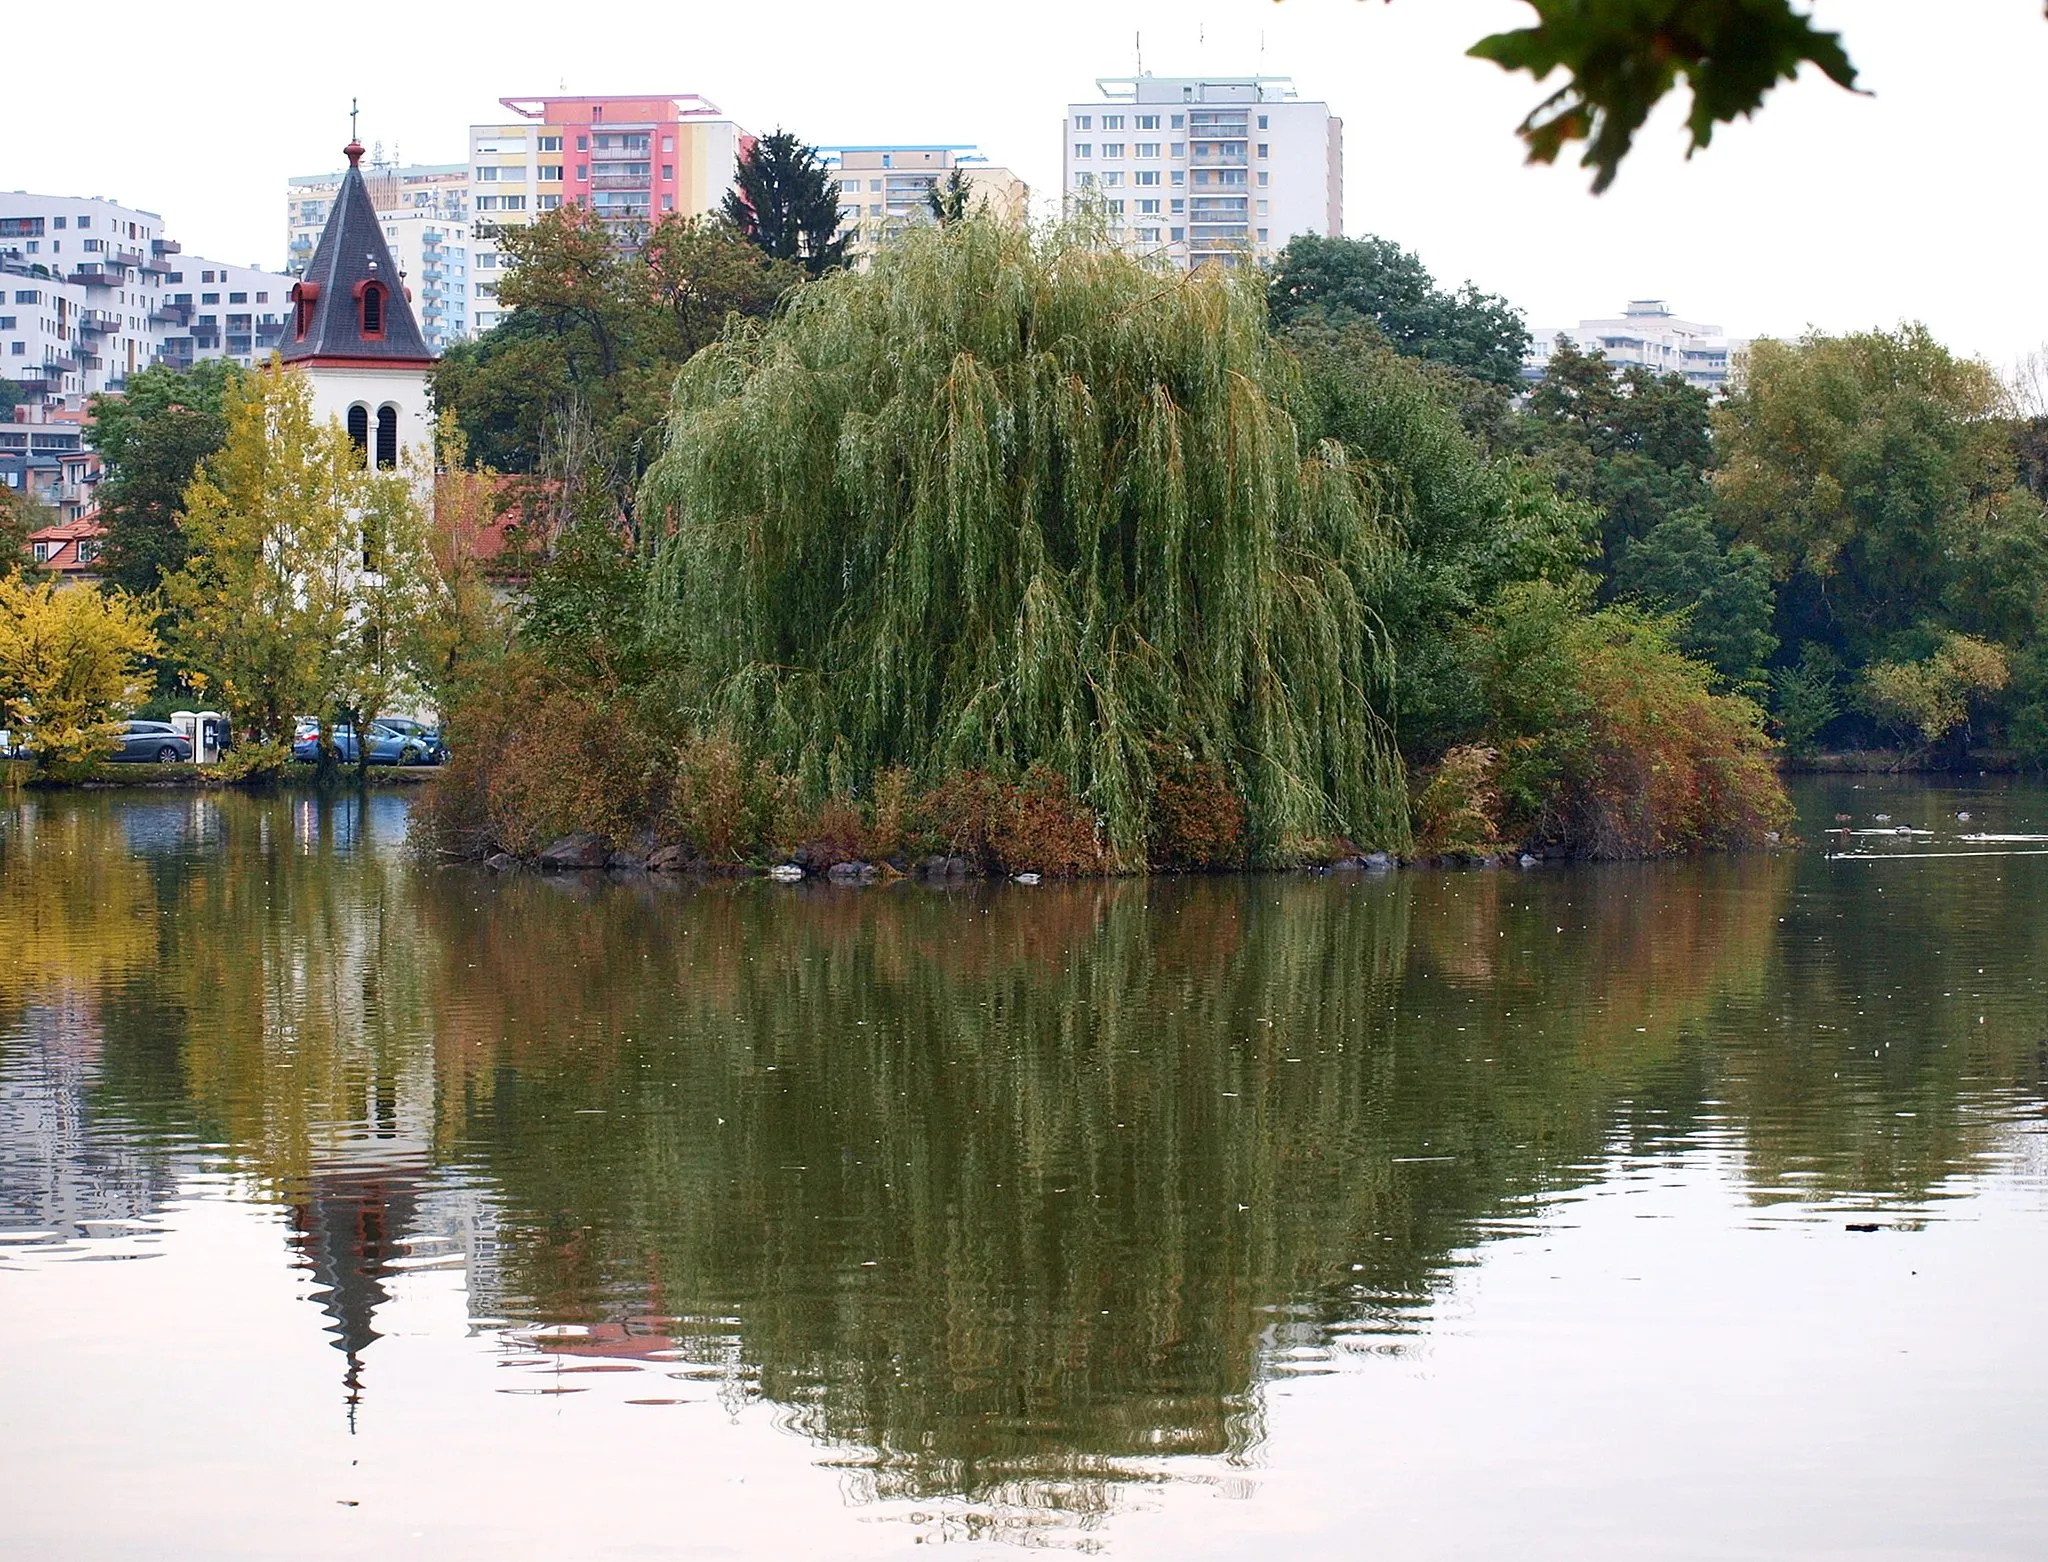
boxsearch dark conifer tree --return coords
[926,167,974,227]
[722,130,848,277]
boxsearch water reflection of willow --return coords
[416,863,1793,1509]
[12,792,2047,1524]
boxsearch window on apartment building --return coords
[1075,172,1095,187]
[576,166,588,181]
[1104,115,1124,129]
[869,179,883,192]
[539,165,562,181]
[576,136,588,150]
[1257,144,1269,158]
[538,195,561,211]
[52,216,67,229]
[165,272,182,284]
[662,194,675,211]
[868,204,883,217]
[202,293,219,305]
[502,195,527,211]
[1257,172,1269,186]
[538,135,562,152]
[1170,199,1185,213]
[1073,114,1091,130]
[201,270,214,282]
[1257,229,1269,242]
[661,165,674,180]
[1135,171,1159,186]
[0,317,12,330]
[255,291,268,303]
[662,136,674,152]
[1102,172,1124,187]
[1138,199,1160,214]
[1170,114,1185,128]
[1107,199,1124,215]
[476,196,499,211]
[1171,171,1185,186]
[7,343,20,356]
[1256,201,1269,216]
[77,216,90,228]
[1137,227,1161,242]
[1136,143,1159,157]
[229,291,247,304]
[1073,144,1091,158]
[1136,114,1160,129]
[1102,142,1123,157]
[198,315,216,327]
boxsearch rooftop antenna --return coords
[1136,31,1143,76]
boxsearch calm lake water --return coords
[2,780,2045,1560]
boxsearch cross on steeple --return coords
[349,98,359,142]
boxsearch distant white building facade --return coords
[1525,300,1745,392]
[0,191,293,408]
[1061,75,1341,269]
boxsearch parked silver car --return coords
[108,720,192,763]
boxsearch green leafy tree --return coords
[0,575,160,764]
[1714,326,2046,669]
[722,130,850,277]
[86,360,244,596]
[1286,325,1590,755]
[434,208,801,526]
[1268,235,1530,390]
[1613,509,1778,685]
[1520,338,1716,567]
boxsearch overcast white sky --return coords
[5,0,2044,364]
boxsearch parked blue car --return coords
[291,722,433,766]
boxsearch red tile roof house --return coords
[25,515,107,581]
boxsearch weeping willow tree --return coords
[642,216,1408,864]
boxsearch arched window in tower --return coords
[290,281,319,340]
[375,406,398,470]
[360,282,384,338]
[346,403,369,459]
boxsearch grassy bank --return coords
[7,761,439,790]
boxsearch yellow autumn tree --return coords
[0,576,160,764]
[167,363,440,754]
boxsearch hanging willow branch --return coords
[642,216,1409,864]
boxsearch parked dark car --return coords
[291,723,433,767]
[371,717,448,764]
[108,720,193,763]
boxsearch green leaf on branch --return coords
[1465,0,1862,191]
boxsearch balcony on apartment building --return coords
[151,300,192,327]
[152,238,181,257]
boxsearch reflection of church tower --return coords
[290,1161,425,1430]
[279,137,438,475]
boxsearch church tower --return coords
[279,138,437,474]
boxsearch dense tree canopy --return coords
[87,359,243,596]
[1268,235,1530,390]
[434,207,802,525]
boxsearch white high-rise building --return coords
[0,192,293,407]
[1061,75,1342,269]
[1524,301,1745,392]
